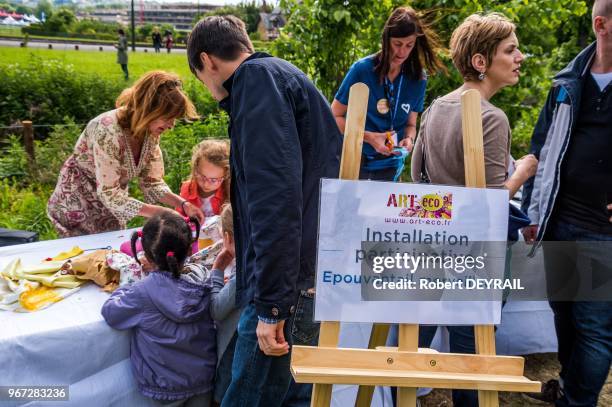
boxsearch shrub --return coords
[0,179,58,240]
[0,57,123,133]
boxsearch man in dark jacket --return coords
[187,15,342,406]
[522,1,612,405]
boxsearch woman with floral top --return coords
[48,71,205,237]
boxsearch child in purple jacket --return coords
[102,212,216,406]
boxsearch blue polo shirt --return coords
[335,55,427,168]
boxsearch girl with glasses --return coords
[178,140,230,221]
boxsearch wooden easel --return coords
[290,84,541,407]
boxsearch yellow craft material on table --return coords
[46,246,84,261]
[19,285,80,312]
[0,258,83,312]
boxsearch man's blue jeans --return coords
[282,290,320,407]
[543,219,612,407]
[221,290,319,407]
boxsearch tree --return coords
[35,0,53,20]
[271,0,405,100]
[198,2,262,34]
[16,5,33,15]
[44,7,76,32]
[0,2,15,13]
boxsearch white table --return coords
[0,231,556,407]
[0,230,157,407]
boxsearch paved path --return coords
[0,38,185,53]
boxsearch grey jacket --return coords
[117,35,128,65]
[521,42,597,252]
[210,267,241,363]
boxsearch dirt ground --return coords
[420,353,612,406]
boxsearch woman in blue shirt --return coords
[332,6,445,181]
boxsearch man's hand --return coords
[522,225,538,244]
[256,320,289,356]
[608,203,612,223]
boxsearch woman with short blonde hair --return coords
[412,12,536,193]
[48,71,204,237]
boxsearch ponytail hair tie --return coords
[167,251,175,257]
[137,230,143,238]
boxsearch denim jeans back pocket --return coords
[290,290,320,345]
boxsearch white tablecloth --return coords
[0,231,556,407]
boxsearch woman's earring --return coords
[478,72,486,81]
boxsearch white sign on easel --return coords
[314,178,508,325]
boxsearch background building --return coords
[127,2,219,31]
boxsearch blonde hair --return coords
[219,203,233,237]
[190,139,230,199]
[116,71,198,141]
[450,13,516,82]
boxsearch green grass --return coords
[0,46,193,83]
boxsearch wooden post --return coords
[461,90,486,188]
[311,82,369,407]
[22,120,35,165]
[461,89,499,407]
[397,325,419,407]
[354,324,390,407]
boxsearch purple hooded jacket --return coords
[101,270,216,401]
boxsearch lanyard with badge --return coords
[383,74,403,148]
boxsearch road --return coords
[0,38,186,54]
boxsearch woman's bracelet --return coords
[180,200,189,213]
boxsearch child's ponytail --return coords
[166,251,181,279]
[131,230,142,265]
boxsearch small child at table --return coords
[209,204,242,404]
[177,140,229,220]
[101,212,216,406]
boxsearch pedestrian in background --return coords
[116,29,128,80]
[165,30,174,54]
[152,27,162,54]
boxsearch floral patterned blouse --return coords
[48,109,172,237]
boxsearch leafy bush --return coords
[0,57,123,132]
[33,119,82,185]
[0,56,219,133]
[0,134,28,180]
[0,179,58,241]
